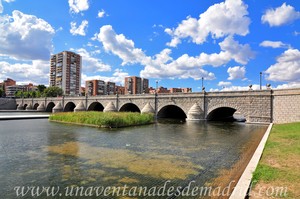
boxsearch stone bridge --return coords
[15,89,280,124]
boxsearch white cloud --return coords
[227,66,246,80]
[81,68,128,86]
[211,84,264,92]
[275,82,300,89]
[0,10,55,61]
[219,36,255,65]
[260,40,290,49]
[265,49,300,82]
[0,60,49,85]
[218,81,232,87]
[165,0,250,47]
[70,20,88,36]
[0,1,3,13]
[262,3,300,27]
[97,25,147,66]
[68,0,89,14]
[96,25,254,81]
[71,48,111,73]
[97,9,106,18]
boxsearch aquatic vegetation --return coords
[49,111,154,128]
[47,142,201,180]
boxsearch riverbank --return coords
[49,111,154,128]
[250,122,300,198]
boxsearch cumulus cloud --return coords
[211,84,264,92]
[227,66,246,80]
[68,0,89,13]
[81,68,128,86]
[219,36,255,65]
[265,49,300,82]
[218,81,232,87]
[97,9,106,18]
[0,60,49,85]
[262,3,300,27]
[95,25,254,81]
[275,82,300,89]
[0,1,3,13]
[260,40,291,49]
[70,20,88,36]
[0,10,55,60]
[97,25,147,66]
[71,48,111,73]
[165,0,250,47]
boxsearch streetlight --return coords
[260,72,262,90]
[156,80,158,91]
[201,77,204,90]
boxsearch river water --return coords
[0,113,267,198]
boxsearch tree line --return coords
[0,85,63,98]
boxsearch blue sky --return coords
[0,0,300,91]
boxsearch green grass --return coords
[49,111,154,128]
[251,122,300,198]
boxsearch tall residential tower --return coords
[50,51,82,95]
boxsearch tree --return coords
[37,85,46,93]
[0,88,3,97]
[43,87,63,97]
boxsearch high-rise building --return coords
[50,51,81,96]
[124,76,149,94]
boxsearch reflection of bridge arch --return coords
[46,102,55,112]
[119,103,140,112]
[88,102,104,111]
[64,102,76,112]
[33,103,39,110]
[207,105,247,122]
[158,105,187,119]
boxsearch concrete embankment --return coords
[0,98,16,110]
[0,115,49,120]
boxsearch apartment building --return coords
[50,51,81,96]
[124,76,149,94]
[85,80,116,96]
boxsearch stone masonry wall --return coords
[0,98,16,110]
[272,89,300,123]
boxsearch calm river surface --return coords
[0,112,267,198]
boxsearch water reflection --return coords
[0,117,267,198]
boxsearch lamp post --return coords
[260,72,262,90]
[201,77,204,89]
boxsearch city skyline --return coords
[0,0,300,91]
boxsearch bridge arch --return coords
[23,104,28,110]
[207,105,247,122]
[64,102,76,112]
[157,105,187,119]
[119,103,140,112]
[88,102,104,111]
[33,103,39,110]
[46,102,55,112]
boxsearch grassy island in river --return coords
[49,111,154,128]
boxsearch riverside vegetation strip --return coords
[251,122,300,198]
[49,111,154,128]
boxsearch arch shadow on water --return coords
[157,105,187,123]
[33,103,39,110]
[64,102,76,112]
[46,102,55,112]
[88,102,104,111]
[119,103,140,112]
[207,107,246,122]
